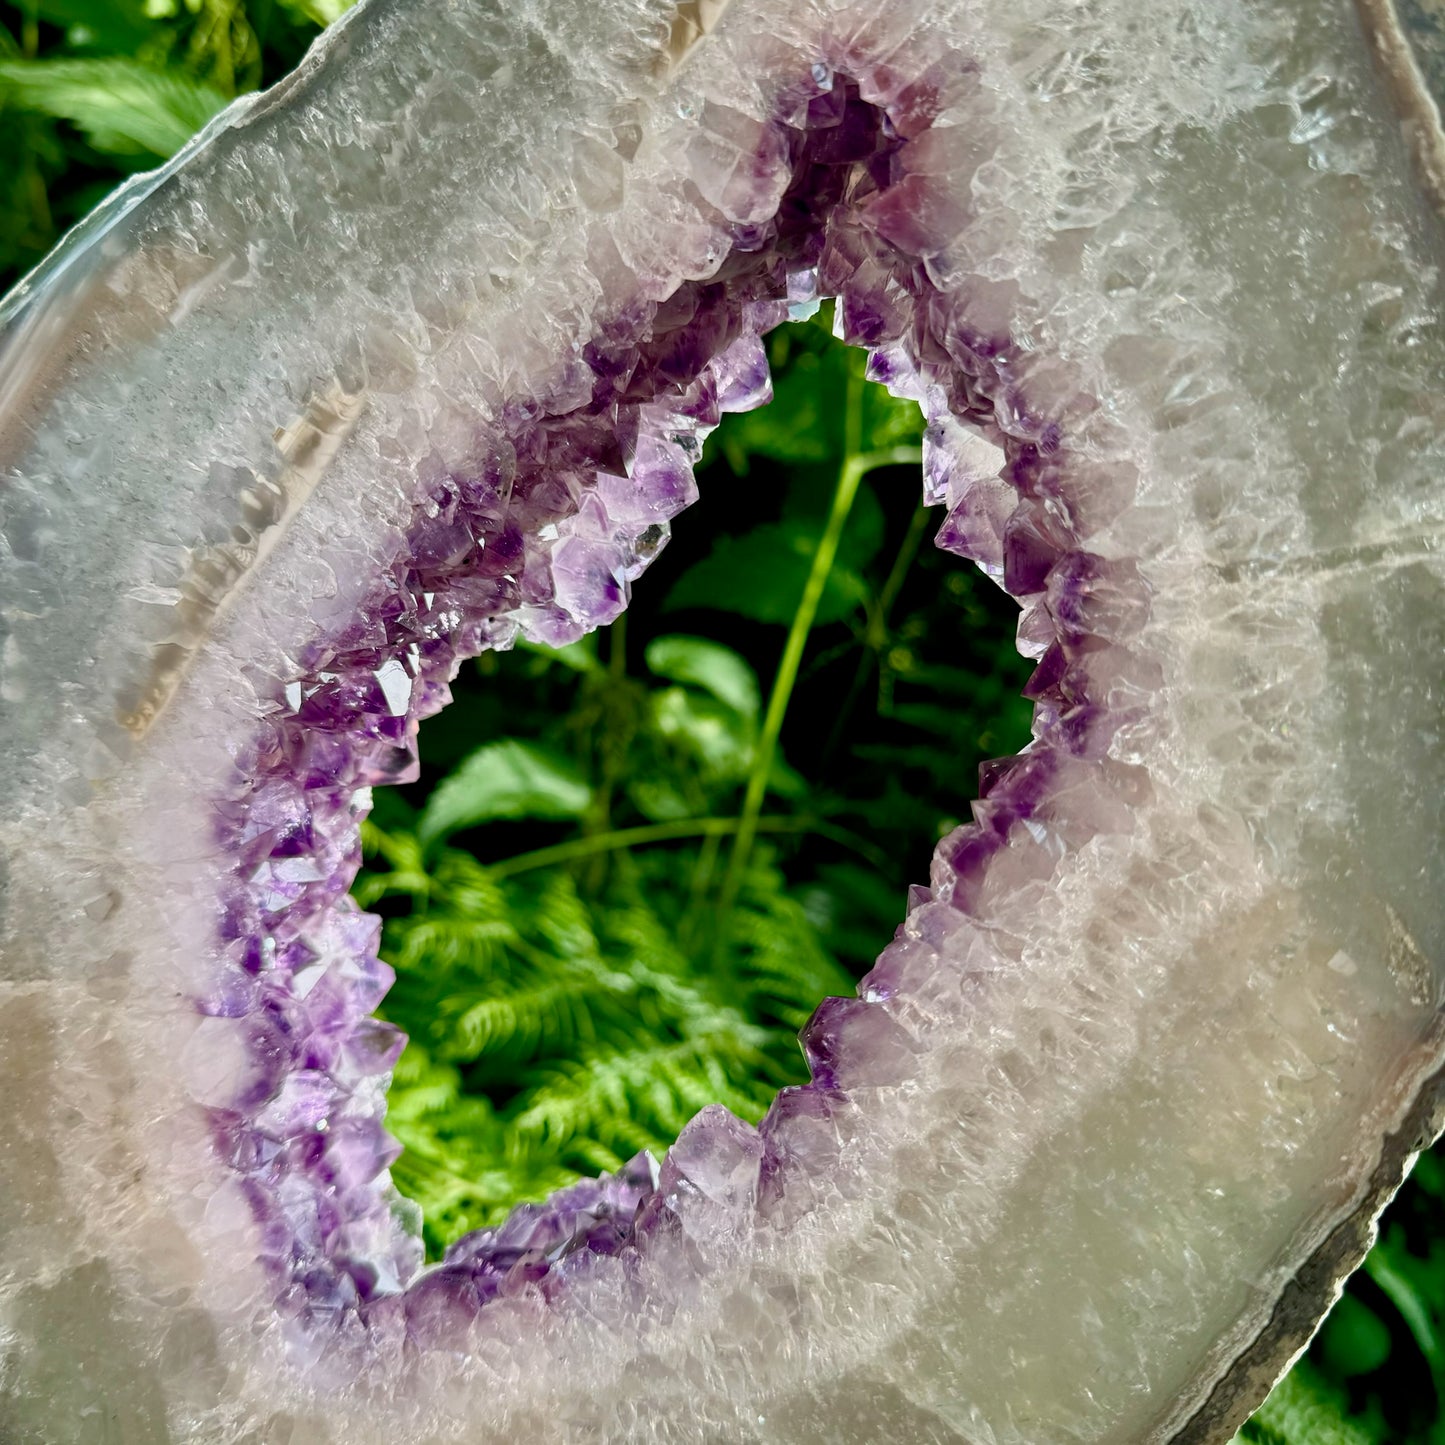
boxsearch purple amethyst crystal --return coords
[187,71,1168,1346]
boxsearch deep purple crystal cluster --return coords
[207,59,1152,1355]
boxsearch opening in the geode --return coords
[357,311,1034,1257]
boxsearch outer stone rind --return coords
[1355,0,1445,214]
[1,0,1444,1441]
[1173,1014,1445,1443]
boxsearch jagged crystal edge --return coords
[206,67,1156,1352]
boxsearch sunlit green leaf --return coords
[645,634,760,720]
[419,739,592,843]
[649,686,754,782]
[862,379,926,450]
[0,57,227,158]
[271,0,355,29]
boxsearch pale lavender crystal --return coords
[659,1105,765,1222]
[798,996,918,1089]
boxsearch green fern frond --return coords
[524,867,611,963]
[388,911,520,979]
[510,1031,773,1158]
[424,847,514,918]
[368,826,843,1255]
[727,857,856,1027]
[382,1041,464,1119]
[356,820,432,904]
[0,57,227,158]
[439,977,611,1060]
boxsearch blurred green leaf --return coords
[798,860,907,969]
[1316,1293,1394,1380]
[25,0,155,49]
[0,57,227,157]
[1414,1150,1445,1201]
[271,0,351,26]
[624,773,695,823]
[648,686,754,782]
[366,784,418,833]
[1237,1359,1380,1445]
[721,355,837,465]
[517,634,599,673]
[645,634,760,721]
[419,739,591,843]
[663,520,869,626]
[1368,1225,1445,1399]
[861,378,926,450]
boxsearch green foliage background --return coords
[0,0,328,287]
[4,7,1445,1440]
[357,316,1035,1252]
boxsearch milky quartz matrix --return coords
[1,0,1443,1441]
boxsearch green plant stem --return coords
[844,343,864,460]
[583,611,630,890]
[484,813,890,881]
[487,815,804,880]
[720,439,921,919]
[821,498,930,771]
[679,827,723,955]
[875,498,930,629]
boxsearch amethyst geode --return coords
[217,72,1151,1333]
[1,0,1443,1441]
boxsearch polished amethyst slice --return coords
[1,0,1443,1441]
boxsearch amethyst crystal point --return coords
[798,995,918,1089]
[756,1084,858,1222]
[665,1107,763,1204]
[3,0,1445,1441]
